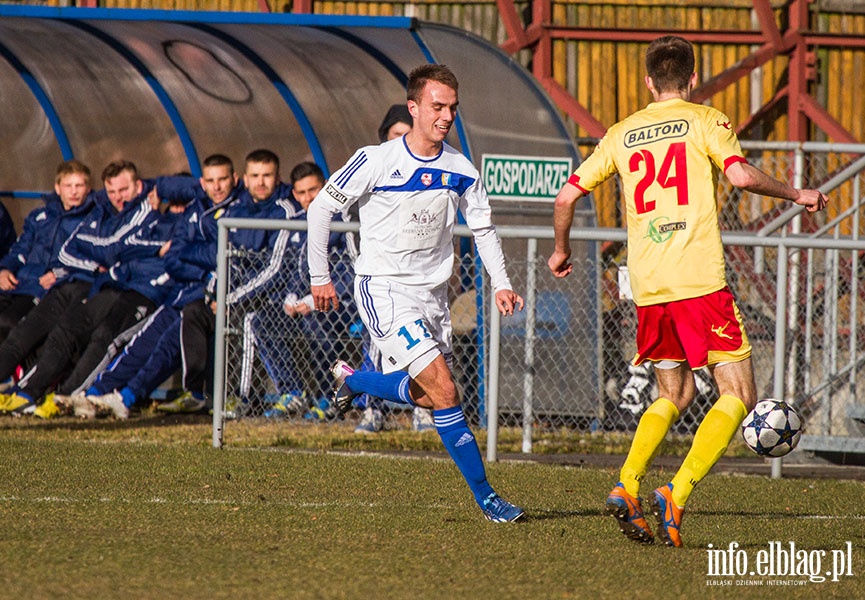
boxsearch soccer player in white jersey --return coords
[549,35,827,546]
[308,64,526,523]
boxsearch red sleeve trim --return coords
[723,155,747,172]
[567,174,590,194]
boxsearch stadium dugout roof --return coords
[0,4,586,220]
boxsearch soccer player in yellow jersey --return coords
[548,35,828,547]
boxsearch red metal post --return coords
[493,0,858,143]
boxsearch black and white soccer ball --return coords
[741,399,802,457]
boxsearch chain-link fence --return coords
[213,143,865,459]
[219,245,360,420]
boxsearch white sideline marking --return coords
[0,495,440,509]
[0,496,862,519]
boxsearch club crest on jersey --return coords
[421,172,433,186]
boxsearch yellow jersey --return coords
[571,98,746,306]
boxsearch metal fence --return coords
[212,144,865,468]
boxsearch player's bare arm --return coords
[495,289,524,316]
[548,183,586,278]
[726,162,828,213]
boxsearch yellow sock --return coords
[670,394,747,506]
[620,398,679,497]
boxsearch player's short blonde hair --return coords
[55,159,91,186]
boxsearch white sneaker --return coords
[330,360,359,414]
[67,393,96,419]
[53,394,74,414]
[354,406,384,434]
[412,406,436,432]
[89,391,129,420]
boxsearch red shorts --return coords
[633,287,751,369]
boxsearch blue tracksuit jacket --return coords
[0,192,99,299]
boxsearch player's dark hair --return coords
[56,159,91,186]
[202,153,234,173]
[645,35,695,94]
[290,161,324,186]
[101,160,138,183]
[245,149,279,172]
[407,64,459,102]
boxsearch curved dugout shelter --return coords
[0,6,591,219]
[0,5,599,419]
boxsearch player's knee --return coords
[412,375,459,410]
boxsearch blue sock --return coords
[14,389,33,402]
[119,387,136,408]
[434,406,495,506]
[346,371,412,405]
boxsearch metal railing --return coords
[212,220,865,477]
[211,141,865,480]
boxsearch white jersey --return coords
[308,137,511,291]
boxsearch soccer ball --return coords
[741,399,802,457]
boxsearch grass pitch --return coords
[0,415,861,599]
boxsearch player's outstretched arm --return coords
[495,289,524,316]
[548,183,586,278]
[725,162,828,213]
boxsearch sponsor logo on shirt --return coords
[390,169,403,179]
[624,119,689,148]
[644,217,686,243]
[403,208,441,243]
[325,183,349,205]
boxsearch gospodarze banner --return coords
[481,154,573,202]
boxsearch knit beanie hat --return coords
[377,104,413,143]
